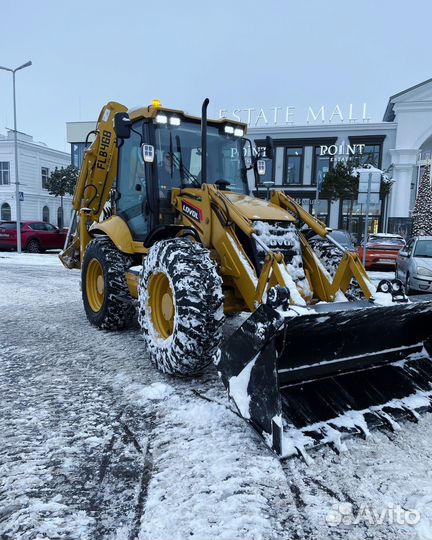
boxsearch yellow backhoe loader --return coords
[60,99,432,458]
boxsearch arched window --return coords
[57,207,64,229]
[1,202,11,221]
[42,205,50,223]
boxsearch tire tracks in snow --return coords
[89,407,157,540]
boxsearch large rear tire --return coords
[82,237,135,330]
[138,238,224,376]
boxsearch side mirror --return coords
[257,159,266,176]
[399,250,408,257]
[114,112,132,139]
[142,144,155,163]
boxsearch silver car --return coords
[395,236,432,293]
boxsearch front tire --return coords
[82,237,135,330]
[138,238,224,376]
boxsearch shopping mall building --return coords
[66,78,432,240]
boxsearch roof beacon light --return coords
[224,125,234,134]
[234,127,244,137]
[152,99,162,108]
[156,114,168,124]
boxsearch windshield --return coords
[414,240,432,258]
[368,236,404,246]
[153,120,248,194]
[331,230,353,248]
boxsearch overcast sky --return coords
[1,0,432,152]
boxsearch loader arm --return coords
[271,190,374,300]
[173,185,314,311]
[60,101,127,268]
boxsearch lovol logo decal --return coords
[182,200,203,222]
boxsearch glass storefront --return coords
[354,144,381,167]
[292,195,330,225]
[313,146,332,187]
[339,199,382,245]
[285,147,303,184]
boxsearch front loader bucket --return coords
[217,295,432,458]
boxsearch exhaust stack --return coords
[201,98,209,185]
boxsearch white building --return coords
[0,129,71,227]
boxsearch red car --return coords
[0,221,67,253]
[358,233,406,269]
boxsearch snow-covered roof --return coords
[370,233,403,238]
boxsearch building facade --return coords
[0,130,71,227]
[66,78,432,240]
[242,78,432,240]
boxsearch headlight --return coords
[169,117,181,126]
[224,125,234,134]
[234,127,244,137]
[155,114,168,124]
[416,266,432,277]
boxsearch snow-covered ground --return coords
[2,256,432,540]
[0,251,62,267]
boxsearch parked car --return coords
[357,233,406,269]
[309,229,355,250]
[0,221,67,253]
[395,236,432,293]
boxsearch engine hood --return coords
[224,193,295,222]
[414,258,432,271]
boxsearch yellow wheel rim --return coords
[149,272,175,339]
[86,258,105,312]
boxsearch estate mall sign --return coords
[219,103,371,127]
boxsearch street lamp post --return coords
[0,61,32,253]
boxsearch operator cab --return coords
[114,104,249,241]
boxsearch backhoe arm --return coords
[60,101,127,268]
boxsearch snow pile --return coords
[253,220,312,300]
[0,252,62,267]
[131,382,174,402]
[253,220,305,280]
[373,291,395,306]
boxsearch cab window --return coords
[116,121,150,240]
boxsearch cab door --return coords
[116,120,157,241]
